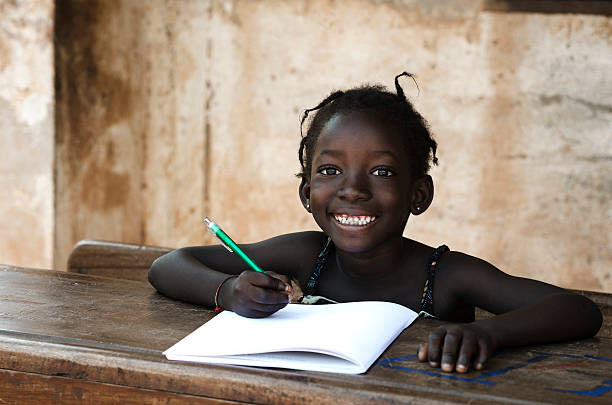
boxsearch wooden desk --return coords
[1,265,611,404]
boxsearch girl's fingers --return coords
[422,325,494,373]
[265,271,292,288]
[246,272,291,305]
[237,272,291,305]
[229,272,289,312]
[231,293,287,317]
[427,328,446,367]
[265,272,294,301]
[474,339,490,370]
[455,332,477,373]
[417,343,428,362]
[248,271,291,292]
[249,284,290,305]
[440,330,462,372]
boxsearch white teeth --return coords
[333,214,376,226]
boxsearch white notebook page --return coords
[164,301,418,374]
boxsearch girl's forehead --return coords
[316,111,405,150]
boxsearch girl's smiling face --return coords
[304,111,415,255]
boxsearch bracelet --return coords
[214,275,238,312]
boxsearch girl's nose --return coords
[337,173,371,201]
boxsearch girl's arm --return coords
[148,232,324,317]
[418,252,603,373]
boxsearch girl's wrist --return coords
[472,319,501,350]
[214,275,238,312]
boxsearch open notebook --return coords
[164,301,419,374]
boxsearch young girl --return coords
[148,73,602,374]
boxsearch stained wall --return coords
[54,0,211,269]
[6,0,612,292]
[0,0,54,268]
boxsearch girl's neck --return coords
[333,237,412,280]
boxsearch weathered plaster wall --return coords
[23,0,612,291]
[54,0,211,268]
[0,0,54,268]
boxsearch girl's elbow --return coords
[577,295,603,338]
[148,252,171,289]
[148,257,161,288]
[587,301,603,337]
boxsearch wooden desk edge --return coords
[0,332,488,405]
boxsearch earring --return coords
[306,199,311,211]
[415,206,421,212]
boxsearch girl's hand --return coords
[218,271,292,318]
[417,323,497,373]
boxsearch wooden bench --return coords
[67,240,172,281]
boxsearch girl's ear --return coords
[299,177,312,213]
[410,175,434,215]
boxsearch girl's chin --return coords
[327,232,380,253]
[331,223,375,235]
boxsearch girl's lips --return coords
[332,213,377,226]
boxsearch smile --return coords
[333,214,377,226]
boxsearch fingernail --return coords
[475,363,483,370]
[285,284,291,292]
[456,364,466,373]
[429,361,439,367]
[442,363,453,372]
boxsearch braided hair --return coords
[298,73,438,181]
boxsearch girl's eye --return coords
[318,167,341,176]
[371,168,395,177]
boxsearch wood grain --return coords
[1,264,611,404]
[0,369,239,405]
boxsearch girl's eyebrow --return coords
[317,149,344,157]
[370,150,399,160]
[370,150,397,159]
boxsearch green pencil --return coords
[203,217,265,273]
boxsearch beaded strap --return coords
[304,237,332,296]
[419,245,449,316]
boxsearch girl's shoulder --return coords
[435,249,502,289]
[251,231,328,252]
[438,249,494,271]
[243,231,329,278]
